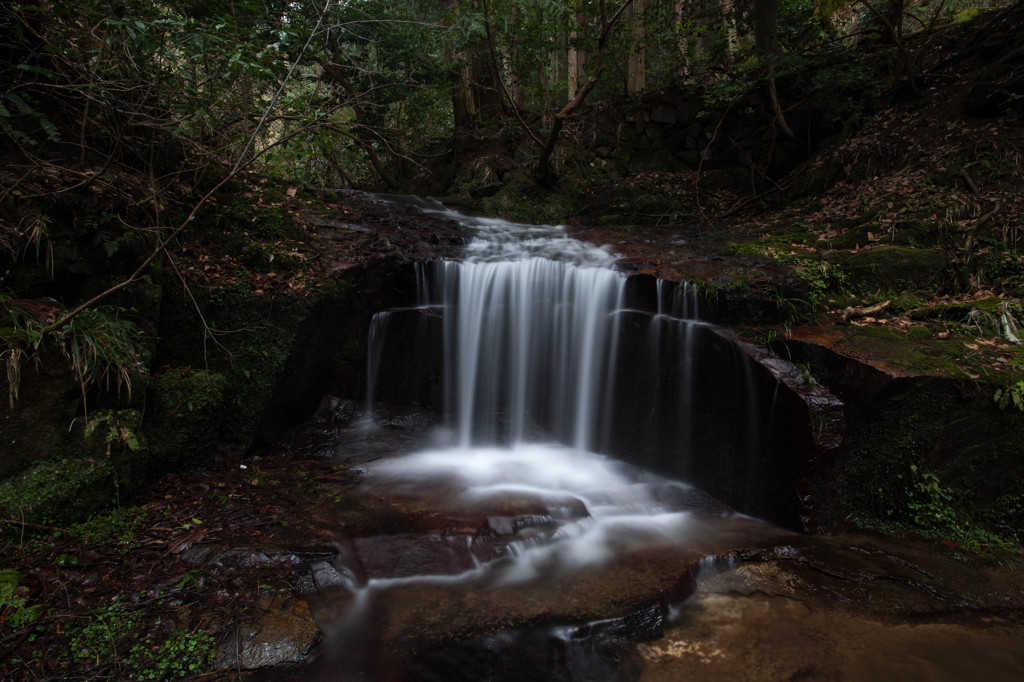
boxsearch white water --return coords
[367,442,701,585]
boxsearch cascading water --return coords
[299,198,806,680]
[428,251,625,449]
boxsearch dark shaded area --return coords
[406,603,664,682]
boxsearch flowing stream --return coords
[299,199,788,680]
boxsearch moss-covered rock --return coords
[821,377,1024,548]
[827,246,948,292]
[145,370,230,472]
[0,457,119,529]
[147,274,312,465]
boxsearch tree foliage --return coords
[0,0,1005,347]
[0,0,1002,192]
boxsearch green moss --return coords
[311,276,352,300]
[479,178,579,225]
[838,325,968,375]
[0,457,119,529]
[0,408,153,531]
[150,275,314,461]
[145,370,228,471]
[827,246,948,292]
[66,507,145,549]
[908,298,1004,334]
[955,7,986,23]
[888,292,925,315]
[203,195,304,244]
[262,188,287,204]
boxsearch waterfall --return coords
[368,205,645,452]
[428,258,625,449]
[360,197,802,525]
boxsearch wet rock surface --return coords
[221,593,321,670]
[9,396,1020,681]
[638,533,1024,681]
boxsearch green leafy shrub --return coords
[994,380,1024,412]
[55,307,145,408]
[888,465,1020,553]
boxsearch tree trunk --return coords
[627,0,645,94]
[445,1,475,147]
[675,0,691,78]
[534,0,635,186]
[473,51,504,123]
[720,0,740,59]
[881,0,904,44]
[452,61,476,133]
[753,0,782,56]
[568,9,587,102]
[813,0,836,32]
[753,0,795,139]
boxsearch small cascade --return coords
[426,258,625,449]
[656,278,701,320]
[363,311,391,422]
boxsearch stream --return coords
[260,198,1024,681]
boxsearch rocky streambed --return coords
[139,402,1024,680]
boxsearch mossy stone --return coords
[144,370,230,472]
[0,458,120,529]
[827,246,948,291]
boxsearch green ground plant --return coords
[994,380,1024,412]
[881,464,1021,555]
[127,629,217,680]
[60,598,216,679]
[0,569,40,630]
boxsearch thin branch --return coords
[164,252,232,367]
[482,3,544,148]
[41,121,335,334]
[39,3,336,333]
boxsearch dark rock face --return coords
[602,314,814,527]
[821,375,1024,536]
[0,356,75,480]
